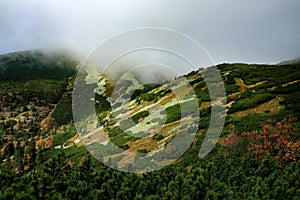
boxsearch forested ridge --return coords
[0,51,299,199]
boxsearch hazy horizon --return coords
[1,0,300,65]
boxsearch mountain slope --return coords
[73,62,299,171]
[0,51,299,199]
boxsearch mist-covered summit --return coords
[0,50,77,81]
[278,57,300,66]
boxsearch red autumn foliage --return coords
[230,93,237,100]
[67,160,75,167]
[242,117,300,167]
[221,125,244,156]
[45,140,53,148]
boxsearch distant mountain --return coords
[0,50,78,81]
[277,57,300,66]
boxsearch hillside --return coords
[0,51,299,199]
[0,50,77,81]
[80,63,300,172]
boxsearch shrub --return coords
[281,92,300,114]
[241,117,299,167]
[131,110,149,124]
[108,127,122,138]
[271,82,300,94]
[140,93,155,102]
[228,92,275,114]
[120,144,130,150]
[137,149,148,153]
[226,114,271,133]
[153,134,164,140]
[198,116,210,129]
[224,84,240,94]
[189,76,203,85]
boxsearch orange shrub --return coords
[242,117,299,167]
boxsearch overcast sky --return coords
[0,0,299,64]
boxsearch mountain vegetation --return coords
[0,51,299,199]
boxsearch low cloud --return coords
[0,0,299,65]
